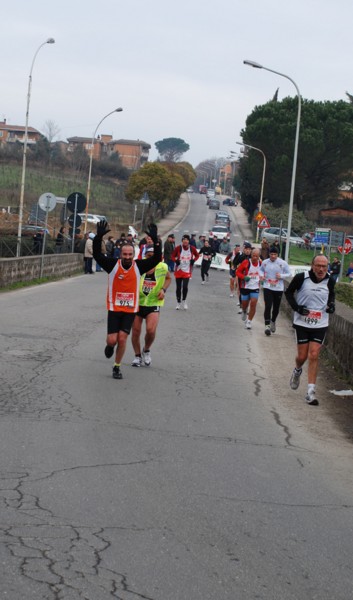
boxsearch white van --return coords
[78,213,107,224]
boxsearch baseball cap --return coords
[168,233,175,238]
[243,241,252,249]
[145,245,154,253]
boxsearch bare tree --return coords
[42,119,61,142]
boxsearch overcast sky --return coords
[2,0,352,167]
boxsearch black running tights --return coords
[263,289,283,325]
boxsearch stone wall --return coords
[0,254,84,287]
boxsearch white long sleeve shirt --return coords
[259,257,291,292]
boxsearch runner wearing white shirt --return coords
[285,255,335,406]
[259,245,291,336]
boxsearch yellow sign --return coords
[255,212,263,221]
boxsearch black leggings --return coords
[263,288,283,325]
[201,260,211,281]
[176,278,189,302]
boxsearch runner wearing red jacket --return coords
[171,234,199,310]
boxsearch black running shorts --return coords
[293,324,328,345]
[107,311,135,335]
[136,305,160,319]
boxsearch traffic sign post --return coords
[257,216,270,228]
[337,234,352,282]
[38,193,57,278]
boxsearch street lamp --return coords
[243,60,301,262]
[17,38,55,257]
[85,107,123,233]
[236,141,267,242]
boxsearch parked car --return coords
[222,198,237,206]
[210,225,230,240]
[78,213,107,224]
[22,225,50,236]
[260,227,304,247]
[208,199,220,210]
[186,187,194,193]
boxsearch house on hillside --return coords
[66,135,150,170]
[107,139,151,170]
[0,119,41,146]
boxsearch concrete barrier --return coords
[0,254,83,287]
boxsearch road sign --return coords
[67,192,87,213]
[69,227,81,236]
[68,214,82,227]
[330,231,344,247]
[140,192,150,204]
[255,212,264,222]
[258,216,270,228]
[314,228,330,244]
[338,238,352,255]
[38,192,56,212]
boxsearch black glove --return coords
[175,259,180,266]
[145,223,158,244]
[326,302,335,314]
[297,305,310,316]
[190,259,195,267]
[97,219,110,238]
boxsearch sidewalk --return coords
[157,193,191,239]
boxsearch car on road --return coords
[208,199,220,210]
[186,187,194,193]
[215,212,231,230]
[210,225,230,240]
[260,227,304,247]
[222,198,237,206]
[206,189,216,199]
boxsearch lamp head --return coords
[47,38,55,44]
[244,60,262,69]
[115,107,123,112]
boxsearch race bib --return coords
[115,292,134,307]
[302,310,322,325]
[267,278,279,287]
[142,280,156,295]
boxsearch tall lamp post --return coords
[17,38,55,257]
[236,141,267,242]
[243,60,301,263]
[85,107,123,233]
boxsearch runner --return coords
[199,239,215,284]
[236,248,262,329]
[225,243,241,297]
[171,234,199,309]
[131,245,171,367]
[285,255,335,406]
[93,220,162,380]
[259,245,291,336]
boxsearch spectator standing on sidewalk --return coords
[163,233,175,272]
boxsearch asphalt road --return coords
[1,195,353,599]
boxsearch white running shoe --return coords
[131,356,142,367]
[290,368,302,390]
[230,293,234,297]
[176,303,181,310]
[201,281,205,285]
[245,319,252,329]
[305,390,319,406]
[182,301,188,310]
[238,308,243,314]
[241,311,247,321]
[270,321,276,333]
[142,349,151,366]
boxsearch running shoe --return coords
[241,311,247,321]
[290,367,302,390]
[201,281,205,285]
[265,325,271,336]
[230,293,234,297]
[131,356,142,367]
[142,349,151,366]
[176,303,181,310]
[112,366,123,379]
[182,301,188,310]
[270,321,276,333]
[237,301,240,306]
[245,319,252,329]
[238,308,243,314]
[305,390,319,406]
[104,345,114,359]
